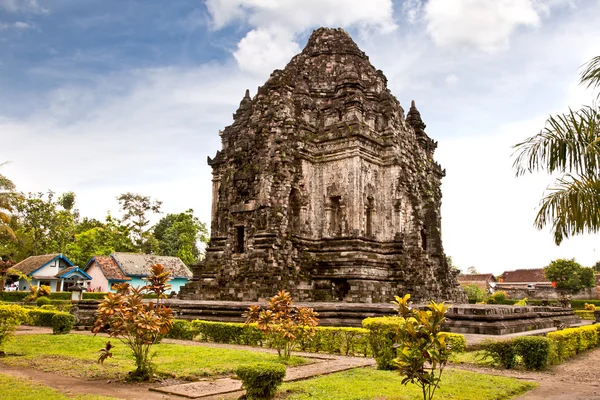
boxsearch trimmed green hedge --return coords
[51,312,75,334]
[571,300,600,310]
[165,319,467,361]
[548,324,600,364]
[235,362,286,399]
[574,310,595,320]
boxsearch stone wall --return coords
[496,285,597,300]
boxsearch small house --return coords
[11,253,92,292]
[497,268,551,288]
[84,252,192,293]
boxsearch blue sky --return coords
[1,0,600,273]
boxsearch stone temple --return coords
[180,28,465,303]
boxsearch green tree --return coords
[592,260,600,273]
[544,258,595,294]
[117,193,162,252]
[513,56,600,244]
[0,163,18,241]
[65,213,136,267]
[0,258,15,292]
[6,191,76,260]
[153,209,209,265]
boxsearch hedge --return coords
[548,324,600,364]
[166,319,467,361]
[51,312,75,334]
[235,362,286,399]
[574,310,595,320]
[571,300,600,310]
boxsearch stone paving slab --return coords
[150,356,375,399]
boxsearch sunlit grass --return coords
[280,367,536,400]
[0,334,306,381]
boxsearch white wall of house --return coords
[86,263,110,292]
[33,258,71,278]
[18,278,59,292]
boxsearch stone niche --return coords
[179,27,466,304]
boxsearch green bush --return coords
[0,304,30,347]
[462,284,488,303]
[36,296,52,307]
[235,362,286,399]
[574,310,595,320]
[166,320,197,340]
[51,312,75,334]
[547,325,600,364]
[28,309,59,327]
[39,305,57,310]
[362,316,402,370]
[513,336,550,370]
[446,333,467,353]
[82,292,109,300]
[486,291,515,305]
[300,327,371,357]
[0,291,29,302]
[571,300,600,310]
[480,340,517,368]
[48,292,71,300]
[191,320,264,346]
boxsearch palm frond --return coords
[580,56,600,99]
[513,105,600,176]
[534,173,600,245]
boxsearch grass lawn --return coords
[0,373,119,400]
[449,350,493,366]
[0,334,306,381]
[280,368,536,400]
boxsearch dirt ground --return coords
[453,347,600,400]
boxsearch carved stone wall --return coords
[179,27,466,303]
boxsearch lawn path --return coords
[452,347,600,400]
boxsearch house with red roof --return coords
[457,273,496,291]
[84,252,192,293]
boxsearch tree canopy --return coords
[153,209,209,265]
[513,56,600,244]
[544,258,595,293]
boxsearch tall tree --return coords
[117,193,162,253]
[7,191,76,259]
[0,163,18,241]
[66,213,136,267]
[544,258,595,294]
[513,56,600,244]
[153,209,209,265]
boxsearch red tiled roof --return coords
[457,274,496,282]
[88,256,130,281]
[499,268,549,283]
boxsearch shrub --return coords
[36,296,52,307]
[362,316,402,370]
[446,333,467,353]
[515,298,528,306]
[244,290,318,359]
[0,291,29,302]
[28,309,58,327]
[0,304,30,349]
[572,300,600,309]
[393,294,452,400]
[480,340,517,369]
[585,303,597,311]
[235,362,286,399]
[486,291,512,305]
[462,284,488,303]
[167,320,197,340]
[574,310,595,320]
[301,327,371,357]
[513,336,550,370]
[51,312,75,334]
[39,305,57,310]
[548,325,600,364]
[93,264,174,381]
[82,292,110,300]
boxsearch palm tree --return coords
[513,56,600,245]
[0,162,17,241]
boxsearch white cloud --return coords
[234,27,300,75]
[424,0,541,52]
[0,0,46,14]
[0,20,35,30]
[445,73,459,87]
[0,64,262,227]
[205,0,397,76]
